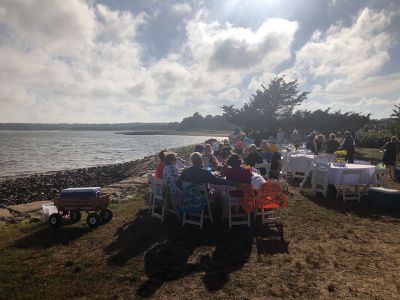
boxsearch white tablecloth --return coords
[329,164,376,185]
[210,172,265,192]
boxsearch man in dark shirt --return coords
[244,144,264,175]
[269,144,282,179]
[325,133,340,154]
[177,152,227,188]
[341,131,355,163]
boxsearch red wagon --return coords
[49,187,113,228]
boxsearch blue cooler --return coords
[368,187,400,210]
[60,187,101,199]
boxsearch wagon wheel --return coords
[86,213,101,229]
[49,213,62,227]
[69,210,81,222]
[100,209,113,224]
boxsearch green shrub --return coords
[355,131,392,148]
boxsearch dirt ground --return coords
[0,175,399,299]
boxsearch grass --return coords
[0,148,399,299]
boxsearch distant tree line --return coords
[222,76,371,137]
[177,112,234,131]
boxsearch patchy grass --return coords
[355,147,383,164]
[0,149,400,299]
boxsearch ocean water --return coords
[0,131,222,180]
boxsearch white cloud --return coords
[186,16,298,72]
[170,3,192,15]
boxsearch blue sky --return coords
[0,0,400,123]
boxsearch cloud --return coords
[170,3,192,15]
[1,1,399,123]
[186,16,298,72]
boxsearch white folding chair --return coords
[150,176,167,222]
[336,169,362,202]
[311,163,330,198]
[291,156,312,181]
[255,162,271,179]
[181,182,213,229]
[222,186,251,228]
[372,169,388,187]
[315,154,330,164]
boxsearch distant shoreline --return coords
[116,130,229,136]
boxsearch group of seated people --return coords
[153,140,283,215]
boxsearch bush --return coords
[355,131,392,148]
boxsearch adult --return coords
[177,152,227,188]
[269,144,282,179]
[313,134,326,155]
[163,152,182,216]
[325,133,340,154]
[214,139,233,160]
[260,140,273,162]
[202,144,219,169]
[244,144,264,175]
[221,154,252,197]
[276,129,285,144]
[341,131,355,163]
[382,136,399,178]
[306,131,316,152]
[194,144,205,154]
[290,129,300,145]
[155,149,168,179]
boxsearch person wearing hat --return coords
[215,139,233,160]
[269,144,282,179]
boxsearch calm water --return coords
[0,131,221,180]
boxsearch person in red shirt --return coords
[155,149,168,179]
[221,154,251,197]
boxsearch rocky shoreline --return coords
[0,145,193,206]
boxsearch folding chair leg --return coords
[206,198,214,224]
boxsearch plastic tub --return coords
[42,204,58,222]
[368,187,400,210]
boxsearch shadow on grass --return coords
[302,185,400,221]
[105,208,288,297]
[13,225,90,248]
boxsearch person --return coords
[162,152,182,216]
[214,139,233,160]
[276,129,285,144]
[155,149,168,179]
[325,133,340,154]
[306,131,316,152]
[341,131,355,163]
[244,144,264,175]
[290,129,300,145]
[260,140,273,162]
[202,144,219,169]
[194,144,205,154]
[221,154,252,196]
[381,136,399,178]
[269,144,282,179]
[313,134,326,155]
[234,140,246,155]
[177,152,227,188]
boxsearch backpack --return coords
[180,183,206,213]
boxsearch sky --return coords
[1,0,400,123]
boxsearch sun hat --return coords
[194,144,204,153]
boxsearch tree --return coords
[391,104,400,120]
[221,76,309,135]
